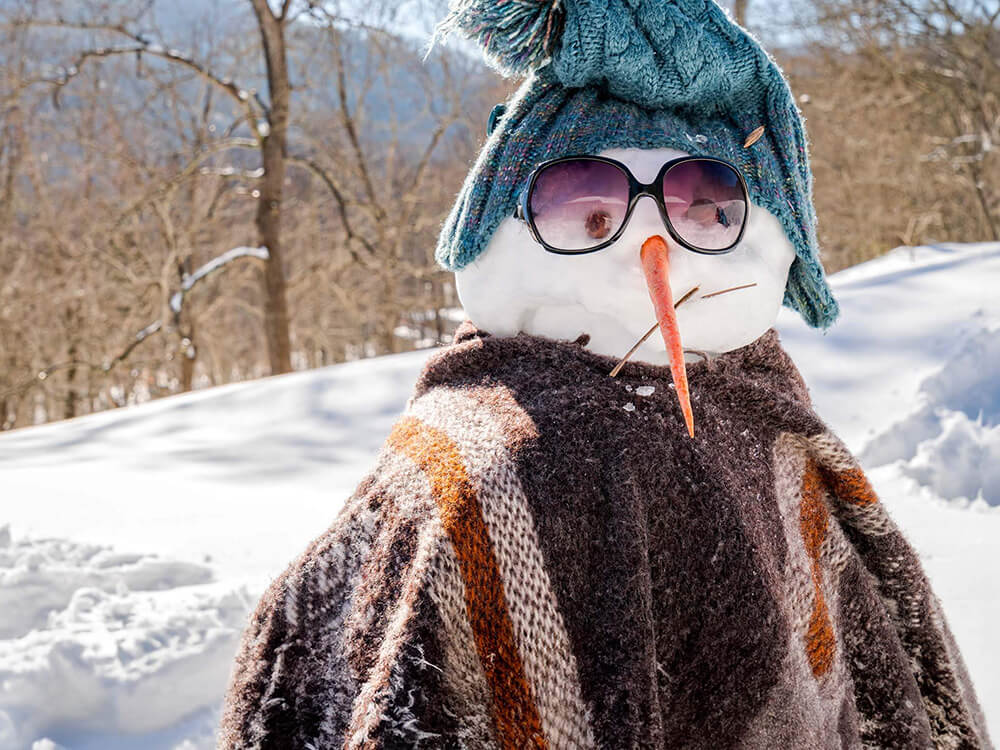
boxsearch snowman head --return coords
[456,145,797,365]
[432,0,840,434]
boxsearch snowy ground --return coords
[1,241,998,748]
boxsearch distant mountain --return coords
[17,0,495,161]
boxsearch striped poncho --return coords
[219,323,992,749]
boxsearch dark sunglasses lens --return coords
[529,159,629,251]
[662,160,747,251]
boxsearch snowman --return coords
[219,1,992,748]
[457,142,799,437]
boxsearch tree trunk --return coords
[181,347,196,392]
[64,341,78,420]
[970,163,1000,242]
[250,0,293,374]
[733,0,748,26]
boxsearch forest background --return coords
[2,0,998,430]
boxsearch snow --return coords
[856,322,1000,505]
[1,349,429,585]
[777,242,1000,451]
[1,241,998,747]
[0,531,246,749]
[0,533,212,640]
[456,146,797,366]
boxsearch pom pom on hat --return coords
[434,0,566,77]
[435,0,773,113]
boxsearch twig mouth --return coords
[609,285,699,378]
[700,282,758,299]
[608,281,759,377]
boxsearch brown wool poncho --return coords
[220,323,992,749]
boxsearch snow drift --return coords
[861,323,1000,505]
[0,529,248,749]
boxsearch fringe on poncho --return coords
[219,324,992,749]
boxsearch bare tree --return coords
[0,0,495,428]
[786,0,1000,247]
[6,0,297,373]
[248,0,293,373]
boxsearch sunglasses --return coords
[514,154,750,255]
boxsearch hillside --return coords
[1,242,998,749]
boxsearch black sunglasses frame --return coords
[514,154,751,256]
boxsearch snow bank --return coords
[0,526,213,640]
[779,242,1000,450]
[0,527,248,750]
[0,348,431,585]
[861,323,1000,506]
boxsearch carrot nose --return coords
[640,235,695,438]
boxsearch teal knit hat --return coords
[433,0,839,328]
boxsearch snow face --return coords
[456,147,796,366]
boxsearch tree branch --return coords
[286,154,377,262]
[169,246,270,314]
[8,18,269,121]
